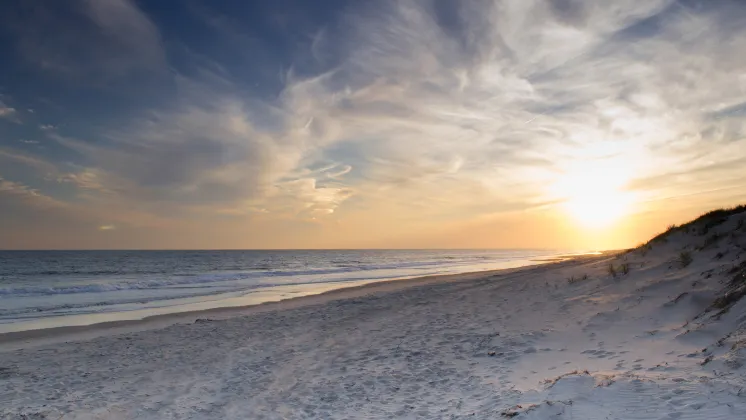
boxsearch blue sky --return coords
[1,0,746,249]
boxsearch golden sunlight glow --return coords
[563,191,633,228]
[553,159,636,229]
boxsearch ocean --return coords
[0,249,571,333]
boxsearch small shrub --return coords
[638,242,653,256]
[711,286,746,310]
[701,233,722,250]
[710,260,746,315]
[701,218,726,235]
[649,224,679,245]
[738,218,744,230]
[620,263,630,275]
[568,274,589,284]
[608,263,617,278]
[679,251,693,268]
[728,260,746,277]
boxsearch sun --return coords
[552,161,636,229]
[563,190,633,228]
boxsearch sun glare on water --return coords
[553,161,636,228]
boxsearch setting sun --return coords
[564,190,634,228]
[553,160,636,228]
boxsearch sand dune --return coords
[2,208,746,419]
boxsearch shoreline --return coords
[0,252,610,352]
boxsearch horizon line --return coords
[0,247,609,252]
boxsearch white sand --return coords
[2,211,746,419]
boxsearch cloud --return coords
[269,177,353,220]
[98,225,116,231]
[0,175,127,248]
[0,106,15,118]
[0,100,19,123]
[57,170,110,192]
[4,0,165,79]
[0,177,38,195]
[326,165,352,179]
[51,98,300,206]
[0,149,60,176]
[80,0,166,72]
[0,176,67,212]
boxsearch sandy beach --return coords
[2,210,746,419]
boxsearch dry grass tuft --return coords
[568,274,589,284]
[607,263,617,278]
[678,251,693,268]
[620,262,630,275]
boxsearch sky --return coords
[1,0,745,250]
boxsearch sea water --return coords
[0,249,572,333]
